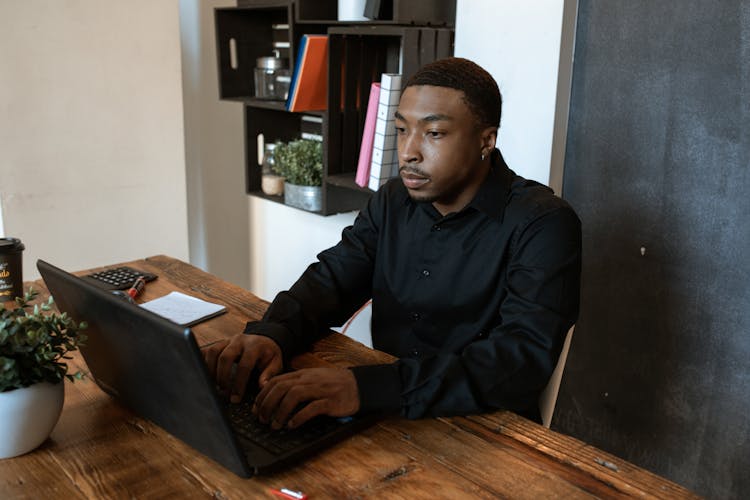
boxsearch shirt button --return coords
[411,312,420,321]
[421,269,430,277]
[432,225,441,231]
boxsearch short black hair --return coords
[404,57,502,129]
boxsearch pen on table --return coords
[269,488,307,500]
[127,276,147,301]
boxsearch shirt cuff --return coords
[350,363,402,415]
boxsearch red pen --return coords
[269,488,307,500]
[127,276,147,300]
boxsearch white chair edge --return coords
[539,325,575,428]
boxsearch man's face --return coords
[394,85,495,215]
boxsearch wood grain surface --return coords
[0,256,697,499]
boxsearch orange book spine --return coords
[286,35,329,112]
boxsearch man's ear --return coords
[480,126,497,153]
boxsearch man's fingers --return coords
[216,339,243,393]
[255,377,292,425]
[200,334,285,405]
[271,384,313,429]
[252,367,359,429]
[200,339,228,377]
[254,371,295,407]
[287,399,327,429]
[230,349,262,403]
[258,354,283,387]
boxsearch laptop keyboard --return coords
[227,400,342,455]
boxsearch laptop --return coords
[37,259,376,477]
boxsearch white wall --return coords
[455,0,577,192]
[0,0,189,281]
[180,0,249,289]
[249,197,357,301]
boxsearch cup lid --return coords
[256,56,286,70]
[0,237,24,252]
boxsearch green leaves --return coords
[0,287,86,392]
[273,139,323,186]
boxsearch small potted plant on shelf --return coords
[273,138,323,212]
[0,289,86,459]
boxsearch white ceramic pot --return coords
[0,381,65,459]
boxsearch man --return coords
[203,57,581,429]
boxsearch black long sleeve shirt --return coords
[245,149,581,423]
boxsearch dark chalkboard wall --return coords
[557,1,750,498]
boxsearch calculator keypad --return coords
[84,267,157,290]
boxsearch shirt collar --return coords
[402,148,514,221]
[465,148,513,221]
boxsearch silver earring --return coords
[481,152,485,161]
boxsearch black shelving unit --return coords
[216,0,454,215]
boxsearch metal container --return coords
[284,183,322,212]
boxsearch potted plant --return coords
[273,138,323,212]
[0,289,86,459]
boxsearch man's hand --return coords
[253,367,360,429]
[201,334,283,403]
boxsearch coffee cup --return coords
[0,237,25,302]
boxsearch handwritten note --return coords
[140,291,226,326]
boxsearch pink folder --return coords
[355,82,381,187]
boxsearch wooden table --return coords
[1,256,696,499]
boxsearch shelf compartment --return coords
[295,0,337,23]
[293,0,456,26]
[216,3,330,101]
[325,26,454,182]
[215,5,292,99]
[244,106,319,193]
[365,0,456,26]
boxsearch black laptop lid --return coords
[36,260,252,477]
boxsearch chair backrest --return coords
[539,325,575,428]
[339,299,373,348]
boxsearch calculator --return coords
[82,266,157,291]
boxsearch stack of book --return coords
[355,73,402,190]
